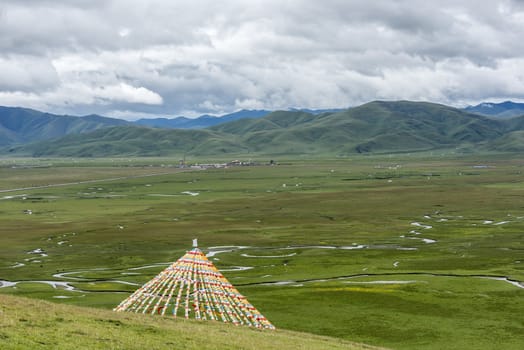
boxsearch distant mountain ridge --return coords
[5,100,524,157]
[208,101,508,155]
[134,109,271,129]
[0,107,271,146]
[0,106,129,146]
[134,108,345,129]
[464,101,524,118]
[0,106,345,147]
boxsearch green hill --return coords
[214,100,510,155]
[0,106,129,146]
[0,294,384,350]
[6,126,244,157]
[317,101,504,153]
[4,101,524,157]
[486,130,524,152]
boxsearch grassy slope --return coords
[0,106,129,146]
[9,126,244,157]
[0,294,383,350]
[213,101,507,154]
[487,130,524,151]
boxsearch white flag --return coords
[192,238,198,247]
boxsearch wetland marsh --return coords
[0,155,523,349]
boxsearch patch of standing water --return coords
[403,237,437,244]
[109,280,140,286]
[340,245,367,250]
[39,281,81,291]
[128,263,172,271]
[260,281,297,286]
[257,274,524,290]
[205,245,396,258]
[241,253,297,258]
[0,281,17,288]
[1,194,28,200]
[181,191,199,196]
[25,274,140,290]
[148,194,178,197]
[493,221,510,225]
[0,280,79,291]
[206,246,250,258]
[480,277,524,289]
[53,268,111,280]
[411,222,433,229]
[282,244,367,250]
[219,266,254,272]
[344,280,418,285]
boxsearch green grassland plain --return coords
[0,154,523,349]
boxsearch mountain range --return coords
[134,109,271,129]
[464,101,524,118]
[2,100,524,157]
[134,108,344,129]
[0,107,348,146]
[0,106,129,147]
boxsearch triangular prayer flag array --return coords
[114,244,275,330]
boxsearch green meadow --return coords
[0,154,523,349]
[0,294,380,350]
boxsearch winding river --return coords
[1,244,522,293]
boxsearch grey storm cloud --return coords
[0,0,523,119]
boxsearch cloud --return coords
[0,0,524,117]
[102,84,163,105]
[0,56,58,93]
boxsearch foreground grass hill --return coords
[0,295,384,350]
[5,100,524,157]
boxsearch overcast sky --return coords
[1,0,524,119]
